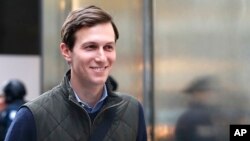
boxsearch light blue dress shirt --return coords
[73,85,108,113]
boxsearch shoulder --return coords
[115,93,147,141]
[12,107,34,123]
[113,92,144,120]
[115,92,140,106]
[25,85,65,110]
[4,107,36,141]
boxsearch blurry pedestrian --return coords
[0,79,26,141]
[175,76,219,141]
[0,88,7,141]
[0,93,6,112]
[5,5,147,141]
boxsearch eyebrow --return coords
[81,41,115,47]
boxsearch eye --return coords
[85,44,97,50]
[104,45,115,52]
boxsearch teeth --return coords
[94,67,104,70]
[91,67,106,72]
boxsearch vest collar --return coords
[60,70,124,109]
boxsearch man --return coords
[0,79,27,141]
[5,5,147,141]
[175,76,218,141]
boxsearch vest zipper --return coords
[70,99,93,133]
[90,100,125,135]
[70,96,126,139]
[93,100,124,124]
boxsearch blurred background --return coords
[1,0,250,141]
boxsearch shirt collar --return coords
[70,83,108,113]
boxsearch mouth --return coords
[90,66,109,72]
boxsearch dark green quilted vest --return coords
[24,76,139,141]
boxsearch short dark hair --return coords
[61,5,119,50]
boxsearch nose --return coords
[95,48,107,62]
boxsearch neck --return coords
[70,78,104,107]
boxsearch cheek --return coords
[72,54,87,66]
[110,52,116,63]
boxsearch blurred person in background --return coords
[5,5,147,141]
[0,88,7,141]
[0,93,6,112]
[175,76,219,141]
[0,79,26,141]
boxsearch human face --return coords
[61,22,116,87]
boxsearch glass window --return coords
[154,0,250,140]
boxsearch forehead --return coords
[74,22,115,43]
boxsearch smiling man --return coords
[4,5,147,141]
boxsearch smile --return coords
[90,66,108,72]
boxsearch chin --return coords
[91,77,107,85]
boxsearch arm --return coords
[136,103,147,141]
[4,107,36,141]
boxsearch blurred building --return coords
[1,0,250,141]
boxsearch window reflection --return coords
[155,0,250,141]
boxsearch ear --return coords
[60,43,72,64]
